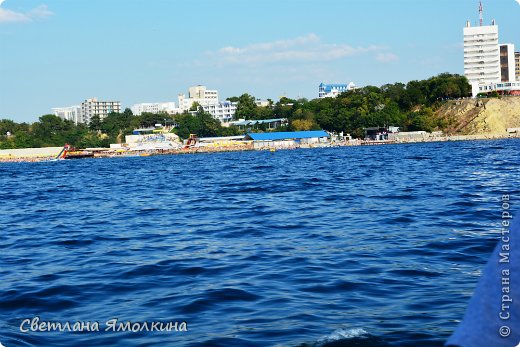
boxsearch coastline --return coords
[1,132,519,163]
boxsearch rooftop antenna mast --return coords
[479,1,483,26]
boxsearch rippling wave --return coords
[1,139,519,346]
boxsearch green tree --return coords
[190,102,201,112]
[31,115,73,147]
[291,119,317,131]
[196,110,222,137]
[235,93,257,120]
[89,115,102,131]
[173,113,202,139]
[0,119,19,136]
[123,108,133,117]
[407,107,435,132]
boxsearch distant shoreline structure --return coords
[1,132,518,163]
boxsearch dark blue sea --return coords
[1,139,519,347]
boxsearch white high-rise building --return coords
[178,85,219,112]
[463,20,500,96]
[81,98,121,124]
[131,102,178,116]
[52,106,81,125]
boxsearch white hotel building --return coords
[318,82,357,98]
[463,17,520,96]
[199,101,237,124]
[80,98,121,124]
[178,85,219,111]
[178,85,237,123]
[54,98,121,125]
[52,106,82,125]
[463,20,501,96]
[130,102,178,116]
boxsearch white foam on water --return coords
[318,328,369,343]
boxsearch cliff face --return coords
[436,97,520,134]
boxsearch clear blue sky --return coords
[0,0,519,123]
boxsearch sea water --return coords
[1,139,519,346]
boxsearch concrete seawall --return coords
[0,147,63,161]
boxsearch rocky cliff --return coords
[435,97,520,134]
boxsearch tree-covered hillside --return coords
[229,73,471,138]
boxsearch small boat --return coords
[64,150,94,159]
[56,144,94,160]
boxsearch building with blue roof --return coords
[245,130,330,149]
[318,82,357,98]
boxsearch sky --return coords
[0,0,519,123]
